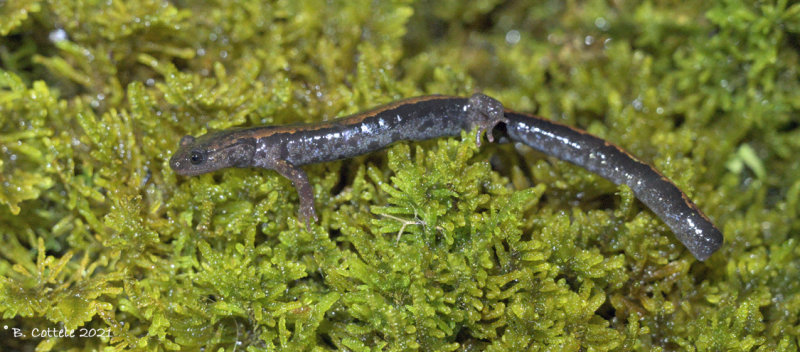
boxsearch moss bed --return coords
[1,0,798,350]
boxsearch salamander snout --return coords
[170,135,211,176]
[169,133,256,176]
[170,148,203,176]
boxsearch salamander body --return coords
[170,93,723,261]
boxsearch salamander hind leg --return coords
[467,93,507,146]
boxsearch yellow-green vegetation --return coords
[1,0,798,350]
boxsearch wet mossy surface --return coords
[1,0,799,350]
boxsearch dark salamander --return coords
[170,93,723,261]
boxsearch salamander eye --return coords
[190,151,204,165]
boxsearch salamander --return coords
[169,93,723,261]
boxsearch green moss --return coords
[1,0,799,350]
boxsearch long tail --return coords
[502,111,723,261]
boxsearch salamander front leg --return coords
[271,159,318,230]
[467,93,508,146]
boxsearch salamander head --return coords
[170,131,255,176]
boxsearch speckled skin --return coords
[170,93,723,261]
[170,94,506,226]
